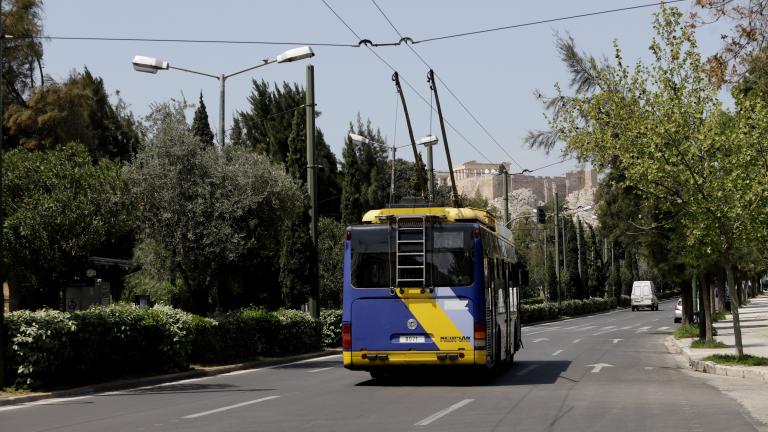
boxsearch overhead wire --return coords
[16,35,358,47]
[21,1,683,48]
[411,0,686,45]
[370,0,525,171]
[320,0,495,164]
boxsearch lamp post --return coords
[349,133,411,205]
[132,46,314,147]
[416,135,438,202]
[497,164,510,226]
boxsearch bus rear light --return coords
[361,353,368,360]
[346,229,352,240]
[473,227,481,238]
[342,323,351,350]
[459,352,465,359]
[474,322,486,347]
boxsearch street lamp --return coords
[416,135,438,201]
[349,133,410,205]
[132,46,314,147]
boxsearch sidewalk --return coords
[668,294,768,384]
[0,349,341,407]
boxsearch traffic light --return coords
[536,206,546,224]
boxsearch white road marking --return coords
[183,396,280,419]
[552,350,563,356]
[636,326,651,333]
[620,325,638,330]
[515,365,539,376]
[657,326,670,330]
[611,339,623,344]
[308,367,333,373]
[415,399,474,426]
[644,367,655,370]
[586,363,614,373]
[578,326,597,331]
[572,338,582,344]
[532,338,550,343]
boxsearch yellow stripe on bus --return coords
[401,297,473,351]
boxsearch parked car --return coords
[631,280,659,311]
[674,298,682,323]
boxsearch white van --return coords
[631,281,658,311]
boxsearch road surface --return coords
[2,299,763,431]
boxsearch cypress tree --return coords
[191,92,215,146]
[341,135,364,226]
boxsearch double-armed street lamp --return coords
[132,46,314,147]
[349,133,433,205]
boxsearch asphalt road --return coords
[2,300,763,432]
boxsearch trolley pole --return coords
[306,64,319,319]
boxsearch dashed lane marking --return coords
[515,365,540,376]
[572,339,582,344]
[308,367,333,373]
[414,399,475,426]
[182,396,280,419]
[552,350,563,356]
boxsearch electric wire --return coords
[412,0,685,45]
[17,35,358,47]
[21,1,683,48]
[321,0,495,164]
[370,0,525,171]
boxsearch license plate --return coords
[399,335,426,343]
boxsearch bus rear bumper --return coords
[343,350,486,370]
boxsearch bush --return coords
[190,307,321,365]
[674,324,699,339]
[4,309,76,389]
[320,309,342,347]
[520,297,616,324]
[4,304,324,389]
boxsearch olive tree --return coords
[125,102,303,314]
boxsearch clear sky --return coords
[39,1,730,176]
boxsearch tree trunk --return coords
[681,278,694,325]
[726,264,744,358]
[701,273,713,340]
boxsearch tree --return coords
[318,217,344,308]
[340,115,389,223]
[236,80,340,217]
[125,101,303,314]
[279,205,316,309]
[2,144,136,308]
[693,0,768,87]
[546,4,768,356]
[4,68,140,162]
[191,92,215,147]
[1,0,45,106]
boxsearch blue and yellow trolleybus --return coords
[342,205,521,377]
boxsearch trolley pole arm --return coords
[392,72,428,200]
[428,70,460,208]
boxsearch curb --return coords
[0,349,341,407]
[665,336,768,384]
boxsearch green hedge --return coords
[4,304,323,390]
[521,297,617,324]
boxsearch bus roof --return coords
[362,207,510,237]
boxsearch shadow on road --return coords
[355,360,571,387]
[272,360,341,370]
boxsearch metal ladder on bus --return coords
[395,216,427,287]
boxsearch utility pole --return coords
[498,164,509,225]
[576,218,583,283]
[0,2,6,387]
[554,191,561,304]
[389,145,396,205]
[305,64,319,319]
